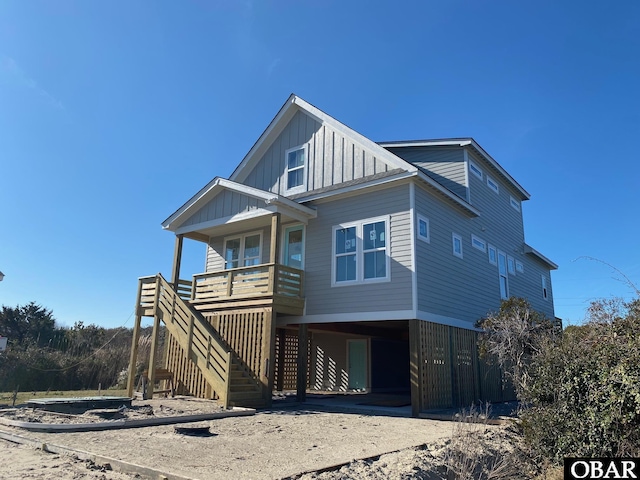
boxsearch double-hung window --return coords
[333,216,390,286]
[224,232,262,269]
[285,145,307,193]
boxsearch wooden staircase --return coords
[134,273,265,408]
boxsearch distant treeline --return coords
[0,302,164,392]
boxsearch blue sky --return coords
[1,1,638,329]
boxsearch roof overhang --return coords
[524,243,558,270]
[379,138,531,201]
[162,178,317,238]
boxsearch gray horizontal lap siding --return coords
[244,110,390,196]
[303,184,413,316]
[182,190,262,228]
[465,149,554,318]
[387,146,467,200]
[464,152,554,317]
[415,184,499,327]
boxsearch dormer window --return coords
[285,145,307,193]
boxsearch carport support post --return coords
[297,323,308,402]
[409,319,423,417]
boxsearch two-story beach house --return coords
[126,94,557,416]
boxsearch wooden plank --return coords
[296,324,308,402]
[171,234,184,289]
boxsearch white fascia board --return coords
[229,94,298,183]
[292,96,418,174]
[415,171,481,217]
[174,207,275,235]
[294,171,414,203]
[524,243,558,270]
[276,310,416,326]
[162,176,223,230]
[162,177,315,232]
[380,138,530,200]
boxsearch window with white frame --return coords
[488,245,497,266]
[516,261,524,273]
[487,176,499,194]
[417,214,430,243]
[285,145,307,193]
[471,234,486,252]
[469,161,483,180]
[332,217,390,285]
[452,233,463,259]
[510,196,521,212]
[508,256,516,275]
[224,232,262,269]
[542,275,549,300]
[498,251,509,300]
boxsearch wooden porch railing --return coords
[137,274,234,406]
[192,263,304,302]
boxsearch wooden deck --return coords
[138,263,304,317]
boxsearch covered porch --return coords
[127,178,317,407]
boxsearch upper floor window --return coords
[488,245,497,266]
[471,234,486,252]
[507,256,516,275]
[469,161,483,180]
[516,261,524,273]
[452,233,463,259]
[332,216,390,286]
[285,145,307,193]
[417,214,430,243]
[224,232,262,269]
[542,275,549,300]
[498,251,509,300]
[510,196,521,212]
[487,176,499,194]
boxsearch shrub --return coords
[521,298,640,462]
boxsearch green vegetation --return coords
[0,389,128,406]
[0,302,164,394]
[478,295,640,466]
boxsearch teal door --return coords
[348,339,367,390]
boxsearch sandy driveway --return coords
[0,397,461,480]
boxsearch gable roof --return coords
[229,94,418,184]
[378,138,531,200]
[161,177,317,234]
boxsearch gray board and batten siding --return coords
[180,188,264,229]
[242,110,394,195]
[385,146,468,201]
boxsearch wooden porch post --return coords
[261,307,277,407]
[276,329,286,392]
[409,319,423,417]
[145,313,161,400]
[269,213,281,264]
[297,323,308,402]
[171,234,184,290]
[126,313,142,397]
[126,280,144,397]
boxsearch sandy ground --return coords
[0,396,505,480]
